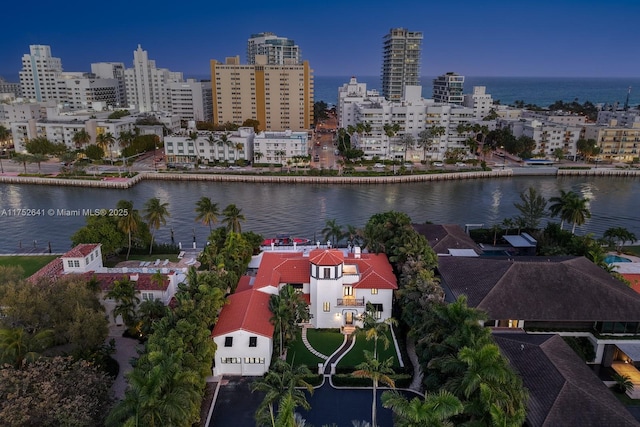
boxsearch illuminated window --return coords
[343,286,353,296]
[323,302,330,312]
[371,288,378,295]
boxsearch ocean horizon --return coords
[183,74,639,108]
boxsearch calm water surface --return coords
[1,176,639,253]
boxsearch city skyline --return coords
[1,0,639,80]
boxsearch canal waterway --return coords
[1,175,639,254]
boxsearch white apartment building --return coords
[0,76,21,98]
[57,72,122,110]
[345,84,476,161]
[463,86,494,120]
[596,109,640,128]
[247,32,301,65]
[124,45,184,112]
[169,79,212,122]
[433,72,465,105]
[164,127,255,164]
[91,62,127,107]
[381,28,422,101]
[0,101,50,128]
[11,106,140,154]
[521,110,587,126]
[19,45,64,103]
[497,117,581,159]
[337,77,384,129]
[253,130,309,164]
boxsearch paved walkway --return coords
[300,324,329,360]
[107,325,143,399]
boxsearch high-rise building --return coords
[57,72,122,110]
[169,79,213,122]
[91,62,127,107]
[247,32,301,65]
[210,55,313,132]
[381,28,422,101]
[433,72,464,105]
[19,45,64,102]
[124,45,184,112]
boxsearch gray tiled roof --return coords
[494,333,639,427]
[412,223,482,255]
[438,256,640,321]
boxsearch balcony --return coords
[337,298,364,307]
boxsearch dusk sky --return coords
[1,0,638,80]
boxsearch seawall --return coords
[0,167,639,188]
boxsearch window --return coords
[343,286,353,296]
[221,357,240,363]
[369,303,383,320]
[249,336,257,347]
[67,260,73,267]
[371,288,378,295]
[224,337,233,347]
[323,302,330,312]
[323,267,331,278]
[73,260,80,268]
[244,357,265,364]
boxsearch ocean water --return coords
[314,75,640,108]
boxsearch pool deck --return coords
[608,252,640,274]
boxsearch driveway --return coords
[209,377,418,427]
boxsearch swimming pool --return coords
[604,255,632,264]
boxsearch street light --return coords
[500,146,506,170]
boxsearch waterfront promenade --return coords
[2,166,640,189]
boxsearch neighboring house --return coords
[412,223,483,256]
[211,248,397,376]
[437,256,640,369]
[494,333,640,427]
[29,243,184,325]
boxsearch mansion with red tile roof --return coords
[211,247,397,376]
[30,243,185,325]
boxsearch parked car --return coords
[403,162,414,169]
[373,163,384,168]
[455,162,467,167]
[432,161,444,167]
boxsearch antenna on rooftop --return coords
[624,86,632,111]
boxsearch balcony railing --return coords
[337,298,365,307]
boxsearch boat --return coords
[262,234,312,246]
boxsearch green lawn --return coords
[337,330,401,368]
[306,329,345,356]
[622,246,640,257]
[0,255,58,278]
[287,329,325,368]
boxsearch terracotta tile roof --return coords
[439,256,640,322]
[91,272,171,291]
[63,243,100,258]
[254,250,397,291]
[622,274,640,294]
[309,249,344,265]
[253,252,309,290]
[235,276,253,293]
[348,253,397,290]
[28,258,64,282]
[212,289,274,338]
[494,333,640,427]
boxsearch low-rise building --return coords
[164,127,255,165]
[253,130,309,164]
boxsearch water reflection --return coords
[1,176,639,253]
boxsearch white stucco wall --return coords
[212,330,272,376]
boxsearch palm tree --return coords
[195,197,219,232]
[251,359,313,427]
[352,350,396,427]
[254,151,264,164]
[30,153,48,173]
[612,372,634,394]
[513,186,547,230]
[345,224,364,247]
[603,227,638,253]
[117,200,141,260]
[106,276,140,327]
[322,219,344,247]
[12,153,32,174]
[381,390,463,427]
[563,193,591,234]
[72,129,91,150]
[97,132,116,161]
[361,304,397,360]
[144,197,170,255]
[548,189,579,231]
[0,327,54,368]
[399,134,415,162]
[221,204,245,233]
[137,299,167,337]
[269,285,310,358]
